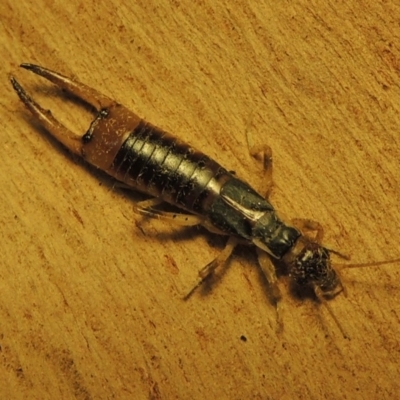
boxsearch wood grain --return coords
[1,1,400,399]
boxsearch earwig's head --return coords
[288,240,343,298]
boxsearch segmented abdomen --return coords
[110,120,230,214]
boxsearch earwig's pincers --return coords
[11,64,141,176]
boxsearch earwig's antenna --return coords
[324,257,400,338]
[335,258,400,270]
[314,285,350,339]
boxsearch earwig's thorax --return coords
[251,213,301,258]
[209,176,301,257]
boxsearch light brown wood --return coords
[1,1,400,399]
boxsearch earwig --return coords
[10,64,400,338]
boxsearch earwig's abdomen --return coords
[11,64,300,260]
[78,104,300,257]
[108,118,300,258]
[109,120,229,214]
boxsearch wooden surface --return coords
[1,1,400,399]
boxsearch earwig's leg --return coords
[256,248,283,333]
[133,198,204,226]
[291,218,325,243]
[184,236,238,299]
[246,130,274,198]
